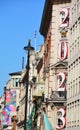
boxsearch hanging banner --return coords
[5,90,16,112]
[1,110,10,125]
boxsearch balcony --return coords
[50,91,67,103]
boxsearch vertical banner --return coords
[1,111,10,125]
[1,90,16,125]
[5,90,16,112]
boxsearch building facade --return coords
[1,1,80,130]
[3,71,21,130]
[66,0,80,130]
[40,0,71,130]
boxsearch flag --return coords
[26,104,36,130]
[1,110,10,125]
[34,30,37,38]
[43,112,53,130]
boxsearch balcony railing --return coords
[50,91,67,102]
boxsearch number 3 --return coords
[56,108,66,129]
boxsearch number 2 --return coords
[60,8,69,28]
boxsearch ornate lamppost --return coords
[24,39,34,130]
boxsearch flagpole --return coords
[34,30,37,52]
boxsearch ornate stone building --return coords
[1,1,80,130]
[3,71,21,130]
[39,0,71,130]
[66,0,80,129]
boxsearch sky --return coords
[0,0,45,96]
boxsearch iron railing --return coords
[50,91,67,102]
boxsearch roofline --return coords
[39,0,71,37]
[9,71,22,76]
[39,0,52,37]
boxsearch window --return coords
[15,78,18,87]
[12,78,20,87]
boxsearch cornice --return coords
[39,0,52,37]
[39,0,71,37]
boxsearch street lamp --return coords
[24,39,34,130]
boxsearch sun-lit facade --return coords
[66,0,80,129]
[1,1,80,130]
[40,0,71,130]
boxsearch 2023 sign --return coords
[56,7,69,129]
